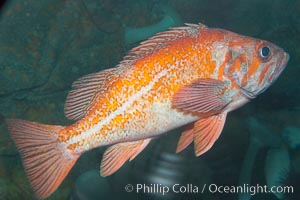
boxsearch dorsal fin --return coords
[116,23,206,68]
[64,67,119,120]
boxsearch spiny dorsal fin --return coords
[65,67,119,120]
[117,23,206,67]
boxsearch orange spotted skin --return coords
[56,24,288,153]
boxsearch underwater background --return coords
[0,0,299,199]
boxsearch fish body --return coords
[62,24,217,152]
[6,23,289,199]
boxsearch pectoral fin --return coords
[193,113,227,156]
[172,78,232,114]
[100,139,151,177]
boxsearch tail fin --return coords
[6,119,79,199]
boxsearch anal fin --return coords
[100,139,151,177]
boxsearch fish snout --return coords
[278,51,289,72]
[272,50,289,82]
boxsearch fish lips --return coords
[278,52,289,74]
[271,51,289,82]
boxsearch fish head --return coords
[224,37,289,99]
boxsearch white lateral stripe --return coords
[66,68,170,145]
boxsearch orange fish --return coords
[6,23,289,199]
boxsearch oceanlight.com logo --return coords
[124,183,294,196]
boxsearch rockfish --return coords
[6,23,289,199]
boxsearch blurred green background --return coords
[0,0,299,200]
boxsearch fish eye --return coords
[259,46,271,61]
[261,46,270,57]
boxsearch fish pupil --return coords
[261,46,270,58]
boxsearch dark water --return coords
[0,0,299,200]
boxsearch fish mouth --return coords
[269,51,289,83]
[275,52,289,77]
